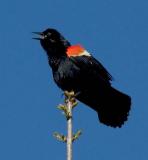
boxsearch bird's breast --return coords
[53,59,81,91]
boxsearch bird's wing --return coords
[70,56,113,84]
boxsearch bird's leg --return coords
[74,91,81,97]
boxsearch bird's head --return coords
[33,28,70,55]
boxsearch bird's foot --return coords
[64,91,78,109]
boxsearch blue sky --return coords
[0,0,148,159]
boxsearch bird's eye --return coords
[43,33,51,39]
[44,35,48,38]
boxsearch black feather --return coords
[35,28,132,128]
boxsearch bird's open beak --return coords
[32,32,44,40]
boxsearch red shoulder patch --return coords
[66,44,85,57]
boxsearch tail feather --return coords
[97,87,131,127]
[77,87,131,128]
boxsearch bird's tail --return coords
[97,87,131,128]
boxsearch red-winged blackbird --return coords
[33,28,131,128]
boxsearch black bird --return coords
[33,28,131,128]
